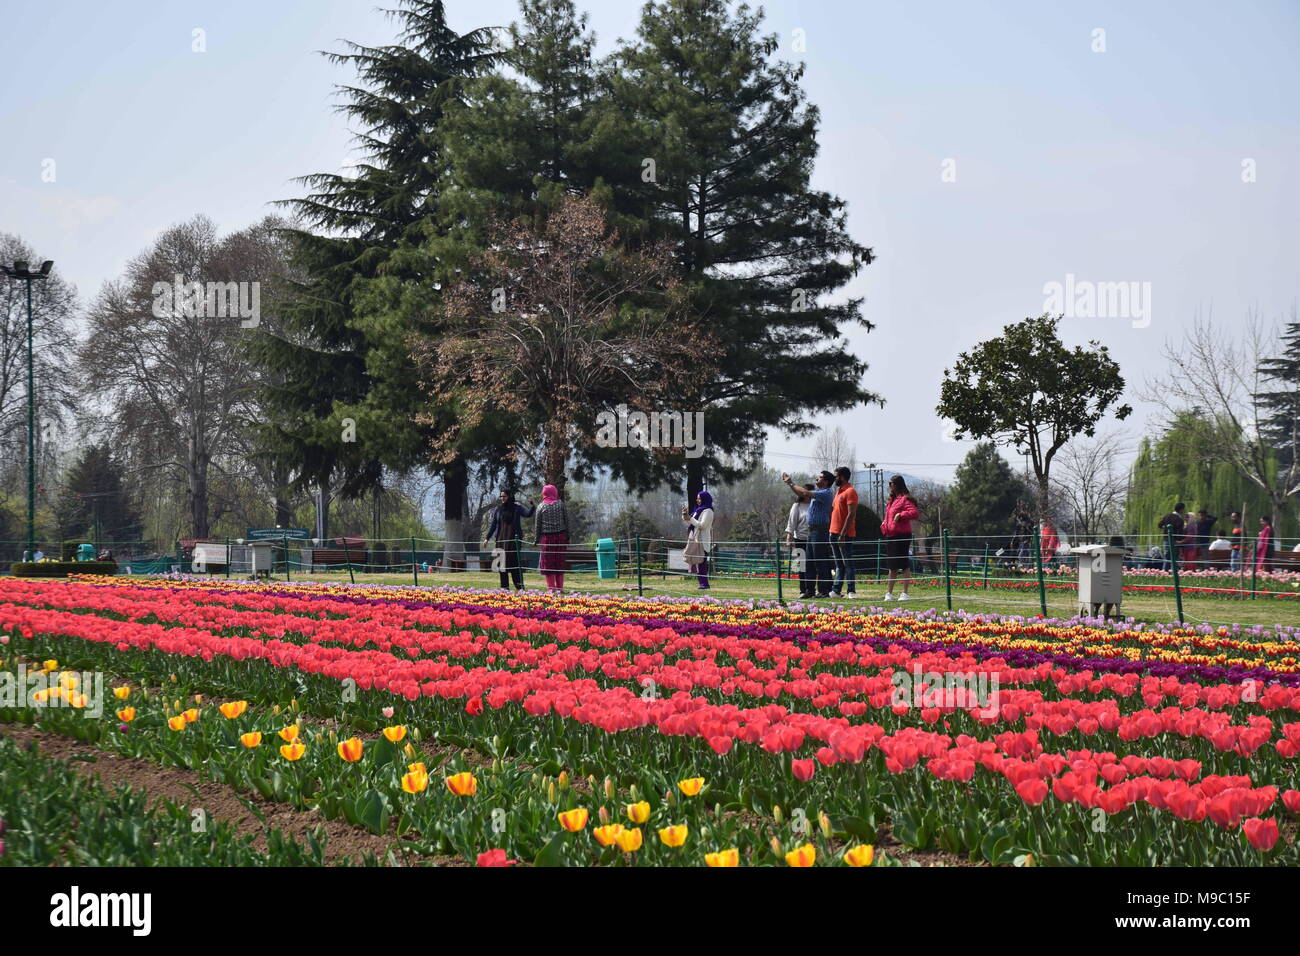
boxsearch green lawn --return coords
[237,566,1300,630]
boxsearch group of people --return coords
[781,469,919,601]
[484,484,572,591]
[1157,502,1274,571]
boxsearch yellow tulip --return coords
[193,694,204,705]
[402,769,429,794]
[70,693,88,709]
[182,708,199,723]
[278,725,299,743]
[407,761,427,775]
[167,715,187,732]
[658,825,689,848]
[58,674,78,690]
[337,737,364,762]
[280,742,306,761]
[785,843,816,867]
[844,845,874,867]
[446,771,478,797]
[32,689,51,703]
[382,725,406,742]
[625,800,651,824]
[678,777,705,797]
[705,848,740,867]
[240,732,262,748]
[219,700,248,719]
[592,824,624,846]
[557,808,589,832]
[403,743,415,758]
[557,770,570,791]
[112,686,131,700]
[116,707,136,722]
[615,827,643,852]
[42,659,58,673]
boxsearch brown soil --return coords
[0,722,466,867]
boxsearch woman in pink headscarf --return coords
[535,483,570,591]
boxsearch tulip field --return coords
[2,575,1299,867]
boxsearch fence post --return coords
[1167,527,1184,622]
[411,536,419,586]
[1250,540,1258,600]
[282,533,291,582]
[982,543,990,590]
[1031,532,1048,617]
[635,534,644,598]
[775,538,783,604]
[341,536,356,585]
[942,529,953,611]
[224,537,230,580]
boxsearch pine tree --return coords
[947,443,1027,549]
[250,0,500,540]
[1255,321,1300,470]
[593,0,878,501]
[53,444,142,545]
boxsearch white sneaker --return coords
[897,592,910,601]
[882,593,894,601]
[845,592,857,599]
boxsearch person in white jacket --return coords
[682,490,715,590]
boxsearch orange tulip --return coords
[705,848,740,867]
[678,777,705,797]
[112,686,131,700]
[280,742,306,761]
[785,843,816,867]
[382,725,407,742]
[625,800,651,824]
[240,732,262,748]
[402,769,429,794]
[407,761,427,775]
[558,808,589,832]
[182,708,199,723]
[615,827,643,852]
[219,700,248,719]
[446,771,478,796]
[167,715,187,731]
[337,737,364,762]
[592,824,624,846]
[658,825,689,848]
[116,707,136,722]
[278,725,299,743]
[844,845,874,867]
[70,693,88,709]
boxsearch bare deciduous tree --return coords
[811,425,856,473]
[1054,431,1130,540]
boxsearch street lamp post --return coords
[2,259,53,562]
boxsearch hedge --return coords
[10,561,118,578]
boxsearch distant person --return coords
[880,475,920,601]
[681,490,715,590]
[534,483,570,592]
[1146,544,1165,570]
[1229,511,1244,571]
[485,489,534,590]
[1189,508,1216,567]
[1012,503,1032,564]
[1208,535,1233,567]
[1255,515,1275,574]
[784,495,812,599]
[783,471,837,598]
[829,466,859,599]
[1158,502,1187,564]
[1040,520,1060,564]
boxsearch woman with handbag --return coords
[535,483,570,592]
[682,490,715,590]
[880,475,919,601]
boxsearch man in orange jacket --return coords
[830,466,859,599]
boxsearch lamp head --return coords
[39,261,53,276]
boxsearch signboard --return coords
[246,527,311,541]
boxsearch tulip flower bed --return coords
[2,577,1299,866]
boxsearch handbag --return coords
[683,528,706,566]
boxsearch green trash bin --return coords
[76,543,96,562]
[596,537,617,579]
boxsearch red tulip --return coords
[791,759,815,782]
[476,849,517,867]
[1015,779,1048,806]
[1243,817,1279,851]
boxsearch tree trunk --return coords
[542,420,569,494]
[687,457,705,514]
[189,451,210,539]
[314,481,330,540]
[444,457,467,571]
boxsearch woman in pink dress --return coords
[535,484,570,591]
[1255,515,1275,574]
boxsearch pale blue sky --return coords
[2,0,1297,484]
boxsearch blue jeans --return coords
[831,534,855,594]
[807,527,832,596]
